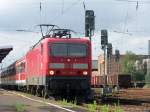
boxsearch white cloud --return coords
[0,31,41,67]
[92,31,149,60]
[0,0,150,64]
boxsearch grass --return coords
[59,98,124,112]
[100,105,110,112]
[114,104,124,112]
[87,100,124,112]
[15,103,25,112]
[62,99,68,105]
[14,90,124,112]
[60,98,77,107]
[113,101,124,112]
[99,104,124,112]
[87,100,97,112]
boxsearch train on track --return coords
[91,73,132,88]
[0,25,92,99]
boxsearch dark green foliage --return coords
[132,71,145,81]
[122,51,138,74]
[122,51,146,82]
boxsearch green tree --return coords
[122,51,138,74]
[122,51,146,82]
[132,70,145,81]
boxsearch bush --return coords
[145,72,150,87]
[132,71,145,81]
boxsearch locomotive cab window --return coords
[50,43,87,57]
[50,43,68,56]
[69,44,87,57]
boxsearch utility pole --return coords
[101,30,114,95]
[107,43,112,74]
[115,49,120,87]
[101,29,108,86]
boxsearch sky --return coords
[0,0,150,67]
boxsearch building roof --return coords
[0,46,13,63]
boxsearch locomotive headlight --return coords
[49,70,54,75]
[83,71,88,75]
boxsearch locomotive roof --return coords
[43,37,90,42]
[31,37,90,50]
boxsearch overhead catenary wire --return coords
[49,0,83,23]
[61,0,64,14]
[117,0,150,33]
[82,0,86,12]
[123,2,129,33]
[39,0,43,24]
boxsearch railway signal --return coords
[101,29,108,49]
[100,30,114,95]
[85,10,95,40]
[115,49,120,62]
[101,29,109,88]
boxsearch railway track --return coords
[91,88,150,105]
[102,97,150,105]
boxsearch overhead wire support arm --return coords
[37,24,60,38]
[51,29,76,38]
[40,25,44,38]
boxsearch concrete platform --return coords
[0,89,77,112]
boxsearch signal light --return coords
[101,29,108,46]
[49,70,54,75]
[101,60,105,64]
[115,49,120,62]
[85,10,95,37]
[83,71,88,75]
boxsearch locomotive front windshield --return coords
[50,43,87,57]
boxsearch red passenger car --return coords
[15,57,26,85]
[0,62,16,89]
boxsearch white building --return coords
[148,40,150,57]
[147,59,150,74]
[143,59,150,74]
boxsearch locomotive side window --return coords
[17,62,25,73]
[17,65,21,74]
[50,43,87,57]
[21,62,25,72]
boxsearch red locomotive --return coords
[0,25,92,99]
